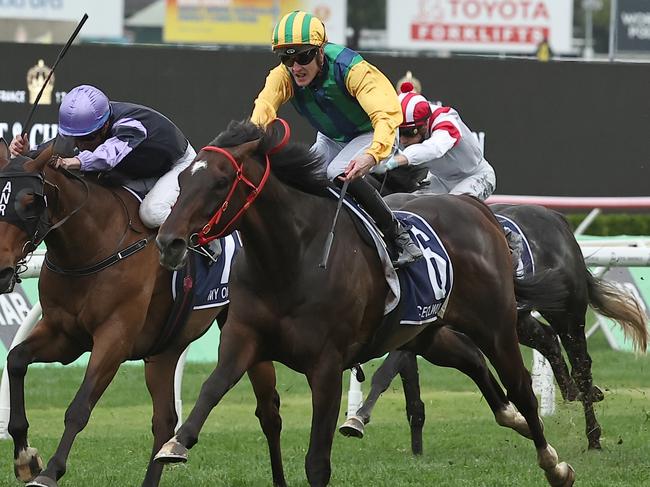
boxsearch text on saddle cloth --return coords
[172,232,242,309]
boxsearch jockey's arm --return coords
[251,65,294,128]
[77,119,147,172]
[401,130,458,166]
[345,61,402,163]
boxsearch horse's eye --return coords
[19,193,35,208]
[214,177,230,191]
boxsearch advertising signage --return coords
[616,0,650,53]
[387,0,573,54]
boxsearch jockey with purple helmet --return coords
[251,10,422,267]
[9,84,196,229]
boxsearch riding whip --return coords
[319,178,349,269]
[22,13,89,136]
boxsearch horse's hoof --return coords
[338,415,365,438]
[545,462,575,487]
[26,475,59,487]
[591,385,605,402]
[14,446,44,482]
[154,437,189,464]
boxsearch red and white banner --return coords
[387,0,573,53]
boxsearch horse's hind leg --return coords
[482,324,575,486]
[31,325,130,486]
[517,312,580,402]
[397,351,426,455]
[248,361,287,487]
[419,327,531,440]
[544,310,602,450]
[339,351,411,439]
[7,320,82,483]
[141,348,185,487]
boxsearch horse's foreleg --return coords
[248,361,287,487]
[518,312,579,402]
[305,358,343,487]
[339,350,405,438]
[141,349,184,487]
[155,324,257,463]
[7,321,82,483]
[32,325,129,486]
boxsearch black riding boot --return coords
[347,178,423,267]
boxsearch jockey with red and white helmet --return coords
[251,10,422,267]
[9,84,196,229]
[378,82,496,201]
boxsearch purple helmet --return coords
[58,85,110,137]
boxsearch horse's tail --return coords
[586,272,649,353]
[513,269,571,314]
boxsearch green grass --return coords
[1,332,649,486]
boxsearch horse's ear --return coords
[231,138,262,158]
[0,138,10,168]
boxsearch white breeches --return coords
[415,158,496,201]
[139,144,197,228]
[311,131,397,180]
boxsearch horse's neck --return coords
[43,169,128,265]
[239,178,327,279]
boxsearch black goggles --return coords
[399,126,423,138]
[75,127,103,142]
[278,48,319,67]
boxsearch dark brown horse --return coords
[154,120,576,487]
[340,199,648,452]
[0,139,284,487]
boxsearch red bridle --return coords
[194,119,290,245]
[194,146,270,245]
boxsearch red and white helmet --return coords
[398,82,431,129]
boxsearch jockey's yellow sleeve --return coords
[344,60,402,162]
[251,65,293,128]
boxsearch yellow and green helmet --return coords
[271,10,327,54]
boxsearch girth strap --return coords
[44,238,150,277]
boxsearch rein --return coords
[194,146,271,245]
[34,168,151,277]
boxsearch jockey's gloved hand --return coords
[373,155,399,175]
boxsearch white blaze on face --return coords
[190,160,208,175]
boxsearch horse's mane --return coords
[210,119,330,195]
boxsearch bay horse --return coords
[340,199,648,452]
[0,139,285,487]
[154,119,576,487]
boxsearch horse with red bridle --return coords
[154,119,576,486]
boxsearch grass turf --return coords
[1,332,649,486]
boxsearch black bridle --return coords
[0,163,90,289]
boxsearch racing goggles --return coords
[399,126,423,138]
[278,47,319,67]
